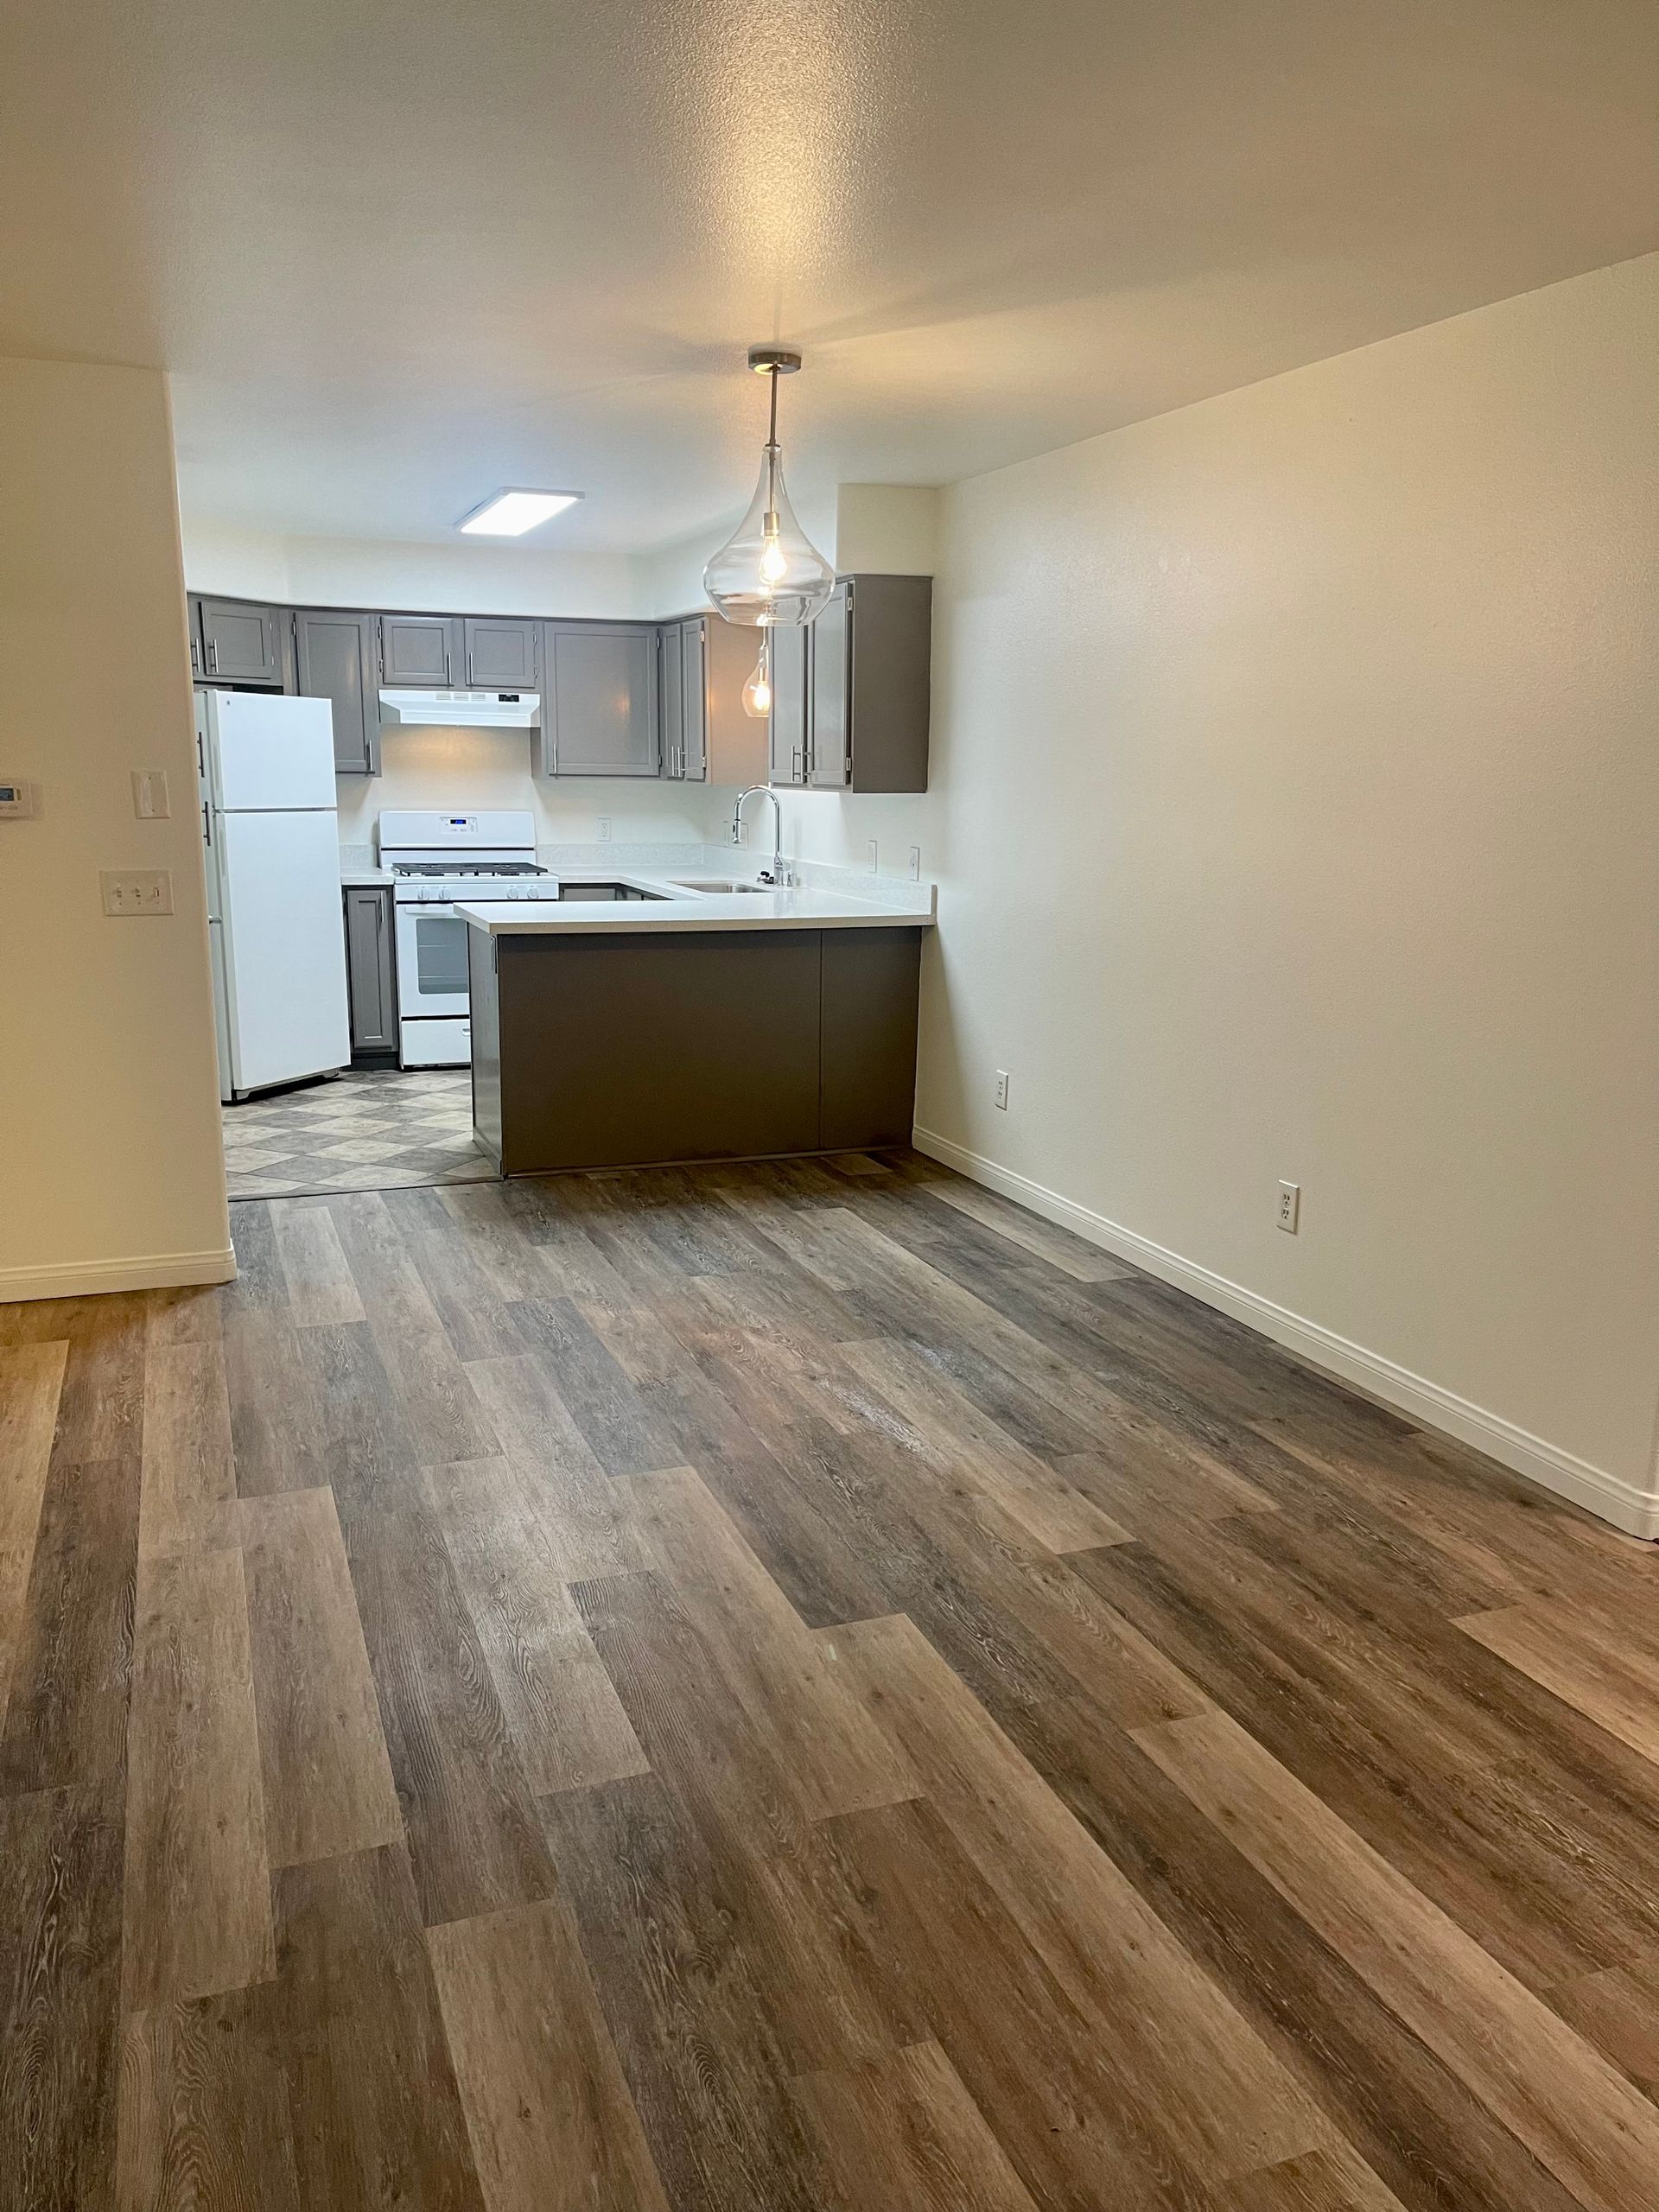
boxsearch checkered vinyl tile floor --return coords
[220,1070,497,1200]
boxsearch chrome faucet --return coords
[732,786,793,887]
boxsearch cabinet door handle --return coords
[190,635,200,676]
[207,638,219,673]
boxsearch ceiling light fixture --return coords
[457,488,583,537]
[702,346,834,629]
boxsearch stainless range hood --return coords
[378,688,542,728]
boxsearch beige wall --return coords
[180,521,643,620]
[2,360,231,1297]
[333,727,728,852]
[915,254,1659,1528]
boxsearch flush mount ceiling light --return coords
[702,346,835,629]
[457,488,583,537]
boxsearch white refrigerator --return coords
[197,690,351,1101]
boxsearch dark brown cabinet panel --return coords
[381,613,463,687]
[467,922,927,1174]
[197,597,284,686]
[294,608,380,773]
[462,617,538,689]
[543,622,658,777]
[343,886,397,1053]
[819,929,924,1148]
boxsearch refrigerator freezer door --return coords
[207,690,338,811]
[219,809,351,1093]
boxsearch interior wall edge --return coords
[912,1122,1659,1541]
[0,1245,238,1305]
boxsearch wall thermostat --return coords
[0,779,41,818]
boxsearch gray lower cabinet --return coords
[342,886,397,1053]
[543,621,659,776]
[294,608,380,773]
[462,616,538,689]
[196,596,284,686]
[768,574,931,792]
[381,613,463,686]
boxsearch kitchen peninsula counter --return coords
[458,887,934,1174]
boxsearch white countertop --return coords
[455,879,936,934]
[341,868,395,887]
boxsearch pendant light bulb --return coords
[703,349,835,628]
[741,631,772,720]
[759,528,789,587]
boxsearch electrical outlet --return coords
[596,816,612,844]
[1277,1180,1300,1234]
[908,846,922,882]
[130,770,170,818]
[867,837,879,873]
[101,869,173,916]
[994,1070,1010,1110]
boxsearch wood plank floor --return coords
[3,1148,1659,2210]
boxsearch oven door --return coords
[394,899,472,1020]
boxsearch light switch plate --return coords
[101,869,174,916]
[131,769,170,818]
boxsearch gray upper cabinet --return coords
[381,613,463,687]
[807,584,851,789]
[197,597,283,686]
[774,574,931,794]
[543,621,659,777]
[767,621,809,787]
[295,608,380,775]
[659,612,768,788]
[678,620,708,782]
[462,616,538,690]
[658,622,685,778]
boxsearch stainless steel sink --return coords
[668,877,774,895]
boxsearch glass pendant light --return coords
[740,630,772,718]
[702,347,836,628]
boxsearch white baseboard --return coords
[912,1125,1659,1541]
[0,1247,237,1304]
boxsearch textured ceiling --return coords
[3,0,1656,551]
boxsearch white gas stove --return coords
[376,810,554,1065]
